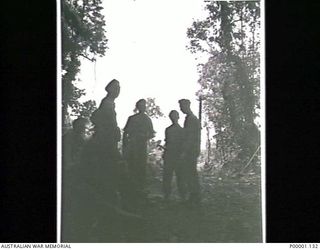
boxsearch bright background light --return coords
[76,0,208,143]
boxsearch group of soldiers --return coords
[62,79,201,241]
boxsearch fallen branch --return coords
[239,145,261,174]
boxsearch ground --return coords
[119,166,262,243]
[63,164,262,243]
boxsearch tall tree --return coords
[61,0,107,122]
[187,1,260,170]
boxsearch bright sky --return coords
[76,0,209,143]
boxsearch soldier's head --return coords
[169,110,179,124]
[72,117,89,134]
[178,99,191,114]
[105,79,120,99]
[135,99,146,113]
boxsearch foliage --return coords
[145,98,164,119]
[187,1,261,172]
[62,0,107,121]
[147,139,163,176]
[144,97,164,168]
[70,99,97,119]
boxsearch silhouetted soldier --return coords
[123,99,155,199]
[63,117,89,169]
[62,117,89,206]
[96,79,122,149]
[62,117,90,241]
[162,110,186,201]
[89,79,122,204]
[63,79,125,242]
[179,99,201,205]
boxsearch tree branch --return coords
[230,19,241,24]
[80,53,96,62]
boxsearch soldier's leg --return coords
[116,161,137,210]
[127,154,139,190]
[103,161,121,206]
[175,161,187,200]
[188,157,201,204]
[163,157,174,199]
[135,157,146,191]
[128,151,148,205]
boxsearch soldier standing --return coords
[123,99,155,199]
[71,79,123,241]
[63,117,89,170]
[91,79,122,204]
[179,99,201,205]
[162,110,186,201]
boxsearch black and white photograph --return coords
[59,0,263,243]
[4,0,320,245]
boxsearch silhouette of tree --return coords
[62,0,107,123]
[187,1,260,172]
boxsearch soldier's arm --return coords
[164,128,168,142]
[106,105,118,127]
[146,116,155,139]
[123,116,131,134]
[182,117,199,154]
[122,118,131,151]
[115,127,121,142]
[100,99,118,127]
[164,128,169,148]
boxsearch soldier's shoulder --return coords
[124,114,135,125]
[130,113,140,120]
[99,96,107,105]
[141,113,151,120]
[191,113,199,119]
[99,97,114,109]
[176,125,184,134]
[186,113,198,122]
[167,124,183,133]
[125,114,140,125]
[190,114,200,124]
[139,113,153,125]
[165,124,174,131]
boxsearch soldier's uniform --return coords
[182,112,201,203]
[96,96,121,148]
[63,129,87,169]
[123,112,154,194]
[162,123,186,199]
[90,96,122,202]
